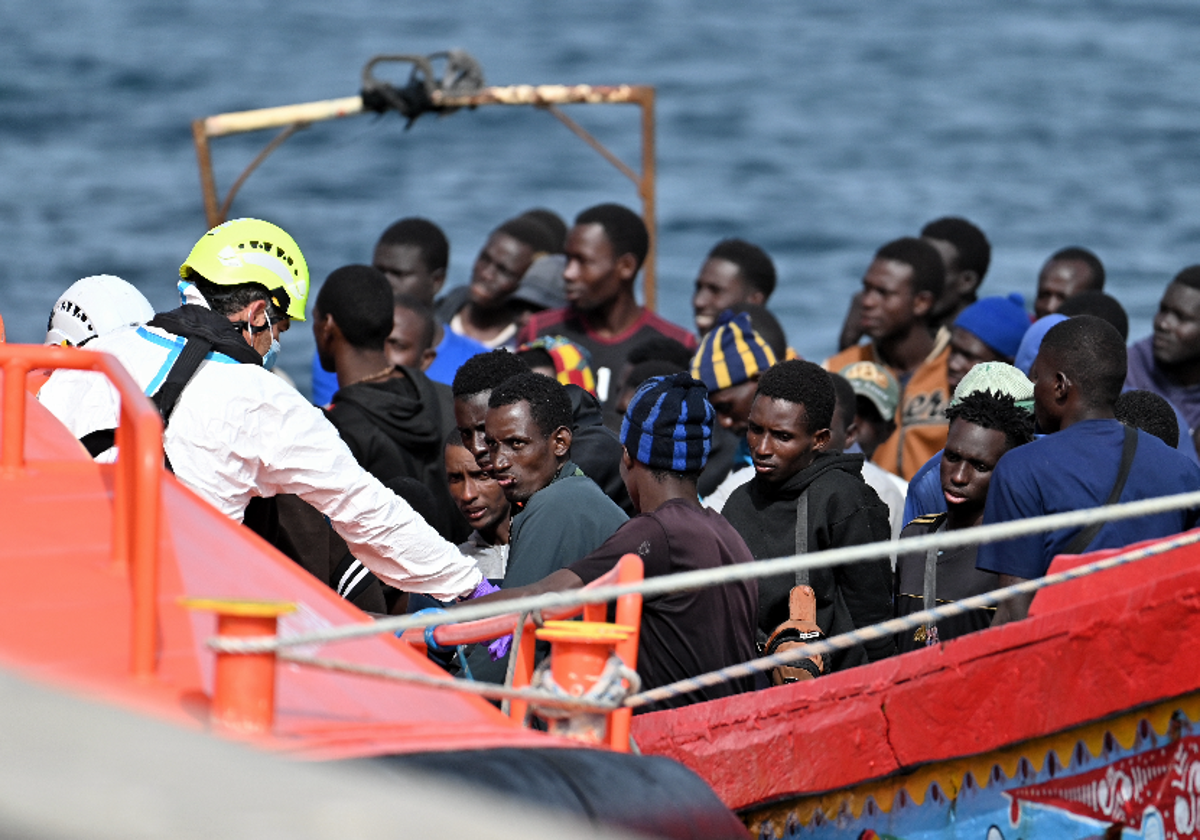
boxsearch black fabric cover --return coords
[565,384,634,516]
[243,495,387,614]
[363,748,748,840]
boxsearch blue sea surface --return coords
[3,0,1200,396]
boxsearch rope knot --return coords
[528,655,641,741]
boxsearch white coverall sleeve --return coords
[37,368,123,463]
[310,463,485,602]
[43,352,482,601]
[168,368,482,601]
[224,380,482,600]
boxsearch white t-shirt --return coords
[458,531,509,581]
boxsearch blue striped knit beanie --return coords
[689,310,777,392]
[620,372,714,472]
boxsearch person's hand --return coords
[487,634,512,661]
[461,578,500,601]
[459,580,509,659]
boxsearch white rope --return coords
[272,520,1200,715]
[278,651,619,711]
[529,655,640,720]
[500,610,536,716]
[624,526,1200,708]
[210,488,1200,655]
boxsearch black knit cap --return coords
[619,372,714,472]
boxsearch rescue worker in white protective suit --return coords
[27,274,158,395]
[44,274,156,348]
[39,218,493,603]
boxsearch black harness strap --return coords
[75,336,215,463]
[764,626,825,652]
[1062,424,1139,556]
[151,337,214,425]
[148,336,215,473]
[80,428,116,458]
[793,488,810,586]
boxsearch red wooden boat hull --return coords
[632,530,1200,837]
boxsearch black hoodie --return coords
[565,384,634,516]
[722,450,895,670]
[324,367,467,542]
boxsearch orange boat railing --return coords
[3,342,645,745]
[396,553,643,750]
[0,344,164,679]
[192,555,643,748]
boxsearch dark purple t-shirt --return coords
[569,498,758,711]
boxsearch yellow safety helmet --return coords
[179,218,309,321]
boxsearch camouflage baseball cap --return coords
[840,361,900,420]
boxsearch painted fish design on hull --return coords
[1005,735,1200,838]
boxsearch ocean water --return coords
[3,0,1200,396]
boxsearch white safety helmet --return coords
[45,275,156,347]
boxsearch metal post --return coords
[185,599,295,735]
[110,420,130,571]
[191,81,659,307]
[0,346,164,677]
[638,88,657,312]
[192,119,221,229]
[1,358,29,470]
[535,621,635,746]
[609,554,644,752]
[507,627,538,725]
[128,408,163,679]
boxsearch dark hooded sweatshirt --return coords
[722,451,895,670]
[565,384,635,516]
[324,367,467,542]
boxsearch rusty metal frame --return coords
[191,83,658,309]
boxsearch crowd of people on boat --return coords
[23,204,1200,709]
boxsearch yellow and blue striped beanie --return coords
[689,310,777,392]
